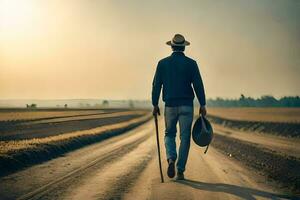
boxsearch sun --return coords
[0,0,36,31]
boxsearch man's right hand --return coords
[152,106,160,116]
[199,106,207,117]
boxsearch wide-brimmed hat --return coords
[192,116,213,153]
[166,34,190,46]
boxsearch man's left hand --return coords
[199,106,207,117]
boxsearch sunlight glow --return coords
[0,0,36,32]
[0,0,299,99]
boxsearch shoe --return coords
[167,159,175,178]
[176,172,185,180]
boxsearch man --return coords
[152,34,207,180]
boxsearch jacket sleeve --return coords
[151,62,162,106]
[192,61,206,106]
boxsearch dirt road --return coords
[0,119,296,200]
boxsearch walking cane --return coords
[154,114,164,183]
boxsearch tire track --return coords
[101,142,155,200]
[17,132,153,200]
[62,135,156,200]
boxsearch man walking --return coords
[152,34,207,180]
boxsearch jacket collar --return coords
[171,51,185,56]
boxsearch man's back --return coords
[151,34,207,180]
[152,51,206,107]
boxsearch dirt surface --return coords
[0,114,151,177]
[213,124,300,158]
[0,112,144,140]
[0,108,128,122]
[208,114,300,137]
[212,134,300,193]
[0,119,297,200]
[208,108,300,123]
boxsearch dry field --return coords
[0,108,151,176]
[0,108,299,198]
[208,107,300,123]
[0,109,110,122]
[0,114,150,155]
[0,109,147,140]
[206,108,300,192]
[207,107,300,137]
[0,113,298,199]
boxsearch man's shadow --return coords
[176,179,298,200]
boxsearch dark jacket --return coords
[152,51,206,107]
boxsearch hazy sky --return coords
[0,0,299,100]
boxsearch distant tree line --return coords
[26,104,37,109]
[206,95,300,107]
